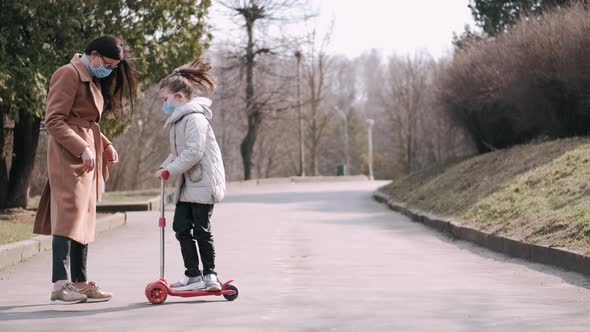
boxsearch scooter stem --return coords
[160,172,169,279]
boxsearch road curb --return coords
[290,175,369,183]
[373,190,590,275]
[97,193,174,213]
[228,175,370,188]
[0,212,127,271]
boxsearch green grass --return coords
[9,187,156,246]
[101,189,161,203]
[0,210,111,246]
[27,196,40,211]
[0,210,35,245]
[28,188,161,211]
[0,223,34,245]
[380,137,590,255]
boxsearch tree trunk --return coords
[6,110,41,209]
[406,118,414,174]
[305,51,328,177]
[312,144,319,176]
[0,115,8,209]
[240,18,259,180]
[131,120,148,190]
[241,112,261,180]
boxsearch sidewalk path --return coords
[1,181,589,331]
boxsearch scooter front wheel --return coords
[223,284,239,301]
[146,282,168,304]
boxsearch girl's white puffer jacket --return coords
[161,97,226,204]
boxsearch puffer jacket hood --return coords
[164,97,213,128]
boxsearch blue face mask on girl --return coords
[163,93,183,115]
[81,53,113,78]
[162,102,176,115]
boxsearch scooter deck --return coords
[158,279,237,298]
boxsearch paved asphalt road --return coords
[1,180,590,332]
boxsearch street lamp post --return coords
[366,118,374,180]
[295,50,305,177]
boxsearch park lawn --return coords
[379,137,590,255]
[0,209,36,245]
[28,188,161,211]
[101,189,161,203]
[0,208,111,246]
[11,188,159,246]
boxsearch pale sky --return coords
[209,0,477,59]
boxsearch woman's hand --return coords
[81,147,96,173]
[104,144,119,165]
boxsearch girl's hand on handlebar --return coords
[154,169,168,180]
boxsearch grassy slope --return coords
[380,138,590,254]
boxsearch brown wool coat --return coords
[33,54,112,244]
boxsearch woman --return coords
[33,35,137,304]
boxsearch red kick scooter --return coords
[145,171,239,304]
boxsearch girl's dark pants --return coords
[173,202,216,277]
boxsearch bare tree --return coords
[107,86,170,191]
[330,56,361,174]
[254,112,298,178]
[218,0,306,180]
[301,26,335,176]
[355,50,406,179]
[380,53,433,174]
[208,49,247,181]
[207,40,301,180]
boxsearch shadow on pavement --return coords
[0,303,149,321]
[0,299,227,321]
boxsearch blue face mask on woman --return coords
[81,54,113,78]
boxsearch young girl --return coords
[154,58,226,291]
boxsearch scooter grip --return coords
[162,170,170,180]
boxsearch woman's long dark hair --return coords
[84,35,138,117]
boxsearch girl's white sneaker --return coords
[170,275,206,291]
[204,274,221,291]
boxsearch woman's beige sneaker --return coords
[78,281,113,302]
[51,282,87,304]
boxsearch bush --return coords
[439,3,590,152]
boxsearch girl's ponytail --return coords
[159,58,216,97]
